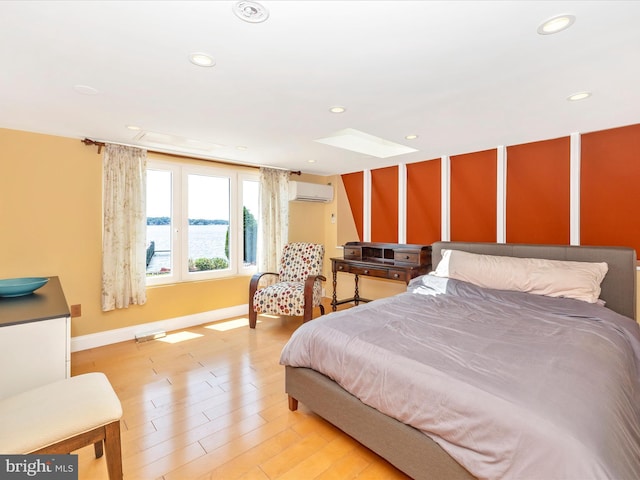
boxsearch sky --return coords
[146,170,259,221]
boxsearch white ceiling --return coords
[1,1,639,175]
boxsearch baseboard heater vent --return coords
[135,330,167,342]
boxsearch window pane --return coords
[146,169,173,277]
[187,174,230,272]
[243,180,259,267]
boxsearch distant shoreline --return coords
[147,217,229,226]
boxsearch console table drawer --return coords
[349,265,388,279]
[394,251,420,264]
[387,269,407,281]
[344,247,362,260]
[334,261,351,273]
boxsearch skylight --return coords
[315,128,418,159]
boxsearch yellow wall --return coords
[288,173,340,292]
[288,173,330,249]
[0,128,332,338]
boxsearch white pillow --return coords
[431,249,608,303]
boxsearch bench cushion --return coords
[0,372,122,454]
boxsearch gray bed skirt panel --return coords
[285,366,476,480]
[432,241,637,320]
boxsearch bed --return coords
[280,241,640,480]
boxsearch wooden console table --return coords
[331,242,432,311]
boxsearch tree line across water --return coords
[147,217,229,225]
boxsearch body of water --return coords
[147,224,228,273]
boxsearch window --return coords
[146,159,259,285]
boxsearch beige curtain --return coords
[258,167,289,273]
[102,143,147,311]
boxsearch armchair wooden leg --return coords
[303,274,325,323]
[249,273,265,329]
[303,302,313,322]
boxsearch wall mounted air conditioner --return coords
[289,181,334,203]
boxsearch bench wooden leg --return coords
[94,439,104,458]
[31,421,123,480]
[104,421,123,480]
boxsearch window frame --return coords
[146,158,259,286]
[238,173,261,277]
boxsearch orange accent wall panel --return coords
[371,166,398,243]
[506,137,570,244]
[450,149,497,242]
[407,159,441,244]
[581,123,640,254]
[341,172,364,241]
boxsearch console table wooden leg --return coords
[354,274,360,306]
[332,270,338,312]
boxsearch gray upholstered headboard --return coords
[432,242,637,320]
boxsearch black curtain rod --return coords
[80,138,301,175]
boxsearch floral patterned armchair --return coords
[249,242,326,328]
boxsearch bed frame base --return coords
[286,366,475,480]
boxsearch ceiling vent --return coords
[289,181,333,203]
[233,1,269,23]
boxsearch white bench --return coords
[0,372,123,479]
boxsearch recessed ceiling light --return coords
[537,14,576,35]
[307,159,316,163]
[126,125,142,131]
[233,1,269,23]
[405,134,419,140]
[329,106,346,114]
[73,84,99,95]
[188,52,215,67]
[567,91,592,101]
[236,145,248,151]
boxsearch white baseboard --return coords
[71,304,249,353]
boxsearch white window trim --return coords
[146,159,258,286]
[238,172,260,277]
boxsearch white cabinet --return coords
[0,314,70,399]
[0,276,70,399]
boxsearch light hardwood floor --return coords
[71,306,411,480]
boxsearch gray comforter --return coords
[280,275,640,479]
